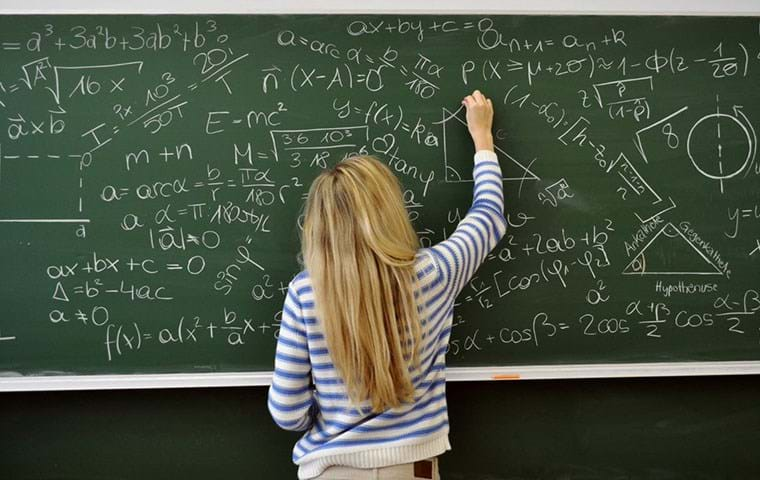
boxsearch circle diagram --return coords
[686,113,752,181]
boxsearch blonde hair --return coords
[300,154,422,413]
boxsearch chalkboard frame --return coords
[2,361,760,391]
[1,6,759,390]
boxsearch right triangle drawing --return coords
[440,106,540,183]
[622,223,723,275]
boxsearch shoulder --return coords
[289,270,313,303]
[293,269,310,285]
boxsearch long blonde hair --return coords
[300,155,422,413]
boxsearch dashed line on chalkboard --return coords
[78,151,84,213]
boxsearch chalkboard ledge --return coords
[3,362,760,391]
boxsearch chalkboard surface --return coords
[0,14,758,376]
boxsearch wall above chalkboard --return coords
[3,0,760,15]
[0,14,759,385]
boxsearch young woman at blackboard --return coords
[268,90,506,479]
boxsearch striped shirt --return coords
[268,149,507,479]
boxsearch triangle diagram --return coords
[440,106,540,183]
[622,222,723,275]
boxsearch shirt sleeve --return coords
[267,279,315,432]
[427,149,507,297]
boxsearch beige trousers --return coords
[311,457,440,480]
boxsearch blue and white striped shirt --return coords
[268,150,507,479]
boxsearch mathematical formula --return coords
[0,15,758,370]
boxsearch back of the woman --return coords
[268,90,506,480]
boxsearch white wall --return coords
[0,0,758,15]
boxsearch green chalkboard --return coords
[0,14,759,376]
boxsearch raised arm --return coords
[428,90,507,297]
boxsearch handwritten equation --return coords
[0,15,758,372]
